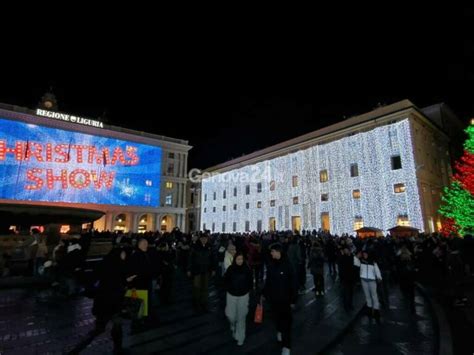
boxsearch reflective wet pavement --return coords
[0,268,437,354]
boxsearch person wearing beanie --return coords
[263,243,297,355]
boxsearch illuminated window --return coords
[270,200,276,207]
[350,163,359,177]
[233,204,237,210]
[292,176,298,187]
[165,194,173,206]
[394,183,406,193]
[166,181,173,189]
[223,190,226,199]
[397,215,410,226]
[257,201,262,208]
[352,189,361,199]
[293,196,299,205]
[321,193,329,202]
[146,180,153,187]
[246,185,250,195]
[320,170,328,183]
[354,216,364,230]
[245,221,250,232]
[391,155,402,170]
[233,222,237,232]
[257,183,262,193]
[246,202,250,209]
[234,187,237,196]
[270,180,276,191]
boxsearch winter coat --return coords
[354,257,382,281]
[263,257,297,305]
[188,241,215,276]
[223,263,253,297]
[127,249,154,290]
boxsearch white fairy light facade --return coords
[200,100,458,235]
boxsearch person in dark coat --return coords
[338,247,357,311]
[263,243,297,355]
[157,241,176,305]
[187,233,215,313]
[223,252,253,346]
[69,248,136,354]
[308,245,325,296]
[127,238,154,318]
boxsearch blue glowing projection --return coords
[0,117,162,206]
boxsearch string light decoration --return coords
[201,119,424,235]
[439,121,474,236]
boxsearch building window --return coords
[257,201,262,208]
[165,194,173,206]
[245,221,250,232]
[246,185,250,195]
[166,181,173,189]
[320,170,329,183]
[212,223,215,232]
[246,202,250,209]
[190,193,194,204]
[270,180,276,191]
[257,183,262,193]
[293,196,299,205]
[213,192,216,200]
[233,222,237,232]
[233,204,237,210]
[350,163,359,177]
[270,200,276,207]
[167,163,174,174]
[394,183,406,193]
[222,223,226,232]
[168,152,175,159]
[292,176,298,187]
[354,216,364,230]
[145,180,153,186]
[203,223,206,231]
[223,206,226,211]
[257,220,262,232]
[397,215,410,226]
[352,189,361,199]
[223,190,226,199]
[391,155,402,170]
[204,194,207,201]
[213,207,216,213]
[321,193,329,202]
[204,207,207,213]
[234,187,237,197]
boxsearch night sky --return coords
[1,12,473,170]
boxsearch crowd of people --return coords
[4,227,473,355]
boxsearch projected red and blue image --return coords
[0,117,162,206]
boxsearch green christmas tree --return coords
[439,121,474,236]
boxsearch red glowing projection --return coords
[0,140,139,191]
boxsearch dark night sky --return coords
[1,9,473,170]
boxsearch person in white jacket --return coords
[354,250,382,322]
[223,244,237,273]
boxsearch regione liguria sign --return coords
[36,109,104,129]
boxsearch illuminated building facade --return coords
[0,102,191,233]
[201,100,463,235]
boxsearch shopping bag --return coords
[254,302,263,324]
[124,289,148,317]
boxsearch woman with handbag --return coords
[223,252,253,346]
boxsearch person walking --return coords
[187,233,215,313]
[223,252,253,346]
[308,245,325,296]
[354,250,382,322]
[338,247,357,311]
[263,243,297,355]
